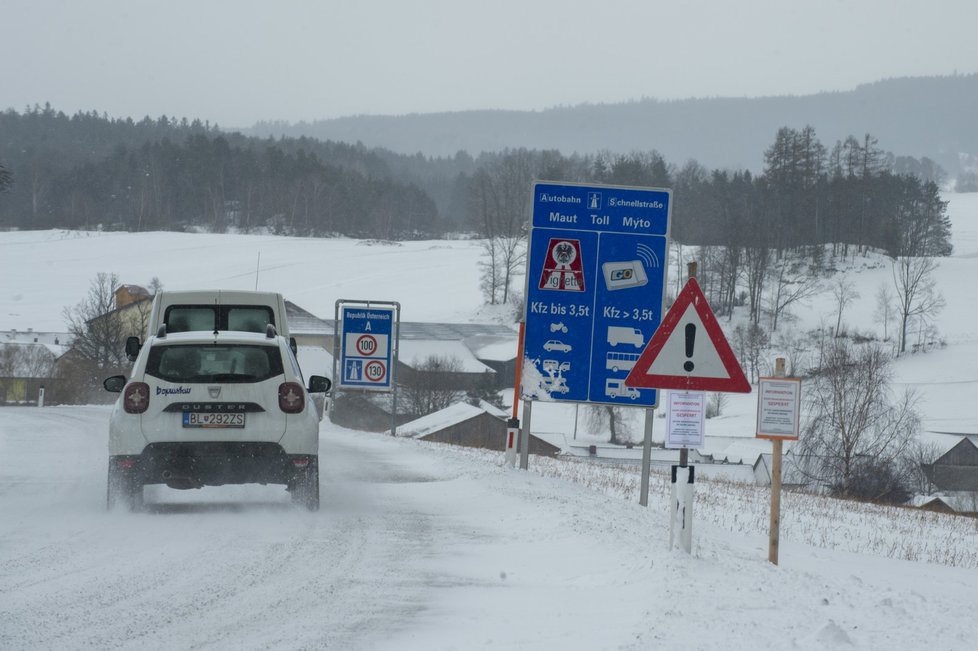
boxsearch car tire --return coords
[291,458,320,511]
[107,462,144,512]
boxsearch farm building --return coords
[396,402,561,457]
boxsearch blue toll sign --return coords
[521,181,671,407]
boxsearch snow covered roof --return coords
[398,339,496,373]
[395,401,506,439]
[464,334,518,361]
[1,330,71,347]
[285,301,332,335]
[914,492,978,513]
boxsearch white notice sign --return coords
[756,377,802,440]
[666,391,706,449]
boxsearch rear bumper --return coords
[111,443,315,488]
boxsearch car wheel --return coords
[291,457,320,511]
[107,462,144,512]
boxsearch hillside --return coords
[247,74,978,174]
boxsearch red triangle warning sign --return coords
[625,278,751,393]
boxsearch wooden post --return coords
[768,357,786,565]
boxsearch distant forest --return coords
[249,75,978,175]
[0,104,952,267]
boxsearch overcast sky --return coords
[2,0,975,128]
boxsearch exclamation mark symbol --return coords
[684,323,696,372]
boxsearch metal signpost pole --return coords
[678,262,697,470]
[507,322,525,467]
[769,357,786,565]
[519,399,532,470]
[639,407,654,506]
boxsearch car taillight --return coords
[279,382,305,414]
[123,382,150,414]
[115,457,138,470]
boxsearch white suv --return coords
[103,327,330,511]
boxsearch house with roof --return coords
[921,437,978,514]
[284,301,519,391]
[752,449,811,488]
[395,401,561,457]
[923,437,978,491]
[285,301,522,432]
[0,329,71,404]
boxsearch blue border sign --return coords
[521,181,671,407]
[339,305,395,391]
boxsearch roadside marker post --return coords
[505,417,519,467]
[669,464,695,553]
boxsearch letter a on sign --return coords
[625,278,751,393]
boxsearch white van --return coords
[127,290,294,360]
[607,326,644,348]
[605,378,640,399]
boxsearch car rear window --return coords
[165,305,275,334]
[146,344,284,383]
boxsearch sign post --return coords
[665,390,706,554]
[521,181,672,476]
[756,358,801,565]
[628,272,751,552]
[334,300,401,433]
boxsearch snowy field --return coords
[2,194,978,648]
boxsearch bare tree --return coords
[873,282,895,343]
[800,340,920,499]
[765,255,821,331]
[733,322,769,383]
[399,355,465,418]
[706,392,728,418]
[891,256,945,355]
[586,404,632,445]
[468,151,531,306]
[830,277,860,338]
[18,345,56,378]
[0,162,11,194]
[773,328,811,378]
[148,276,164,295]
[902,439,944,496]
[62,272,129,370]
[742,246,770,325]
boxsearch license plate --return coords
[182,412,246,428]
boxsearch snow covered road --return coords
[4,405,978,650]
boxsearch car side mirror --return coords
[125,336,141,361]
[103,375,127,392]
[308,375,331,394]
[290,337,298,356]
